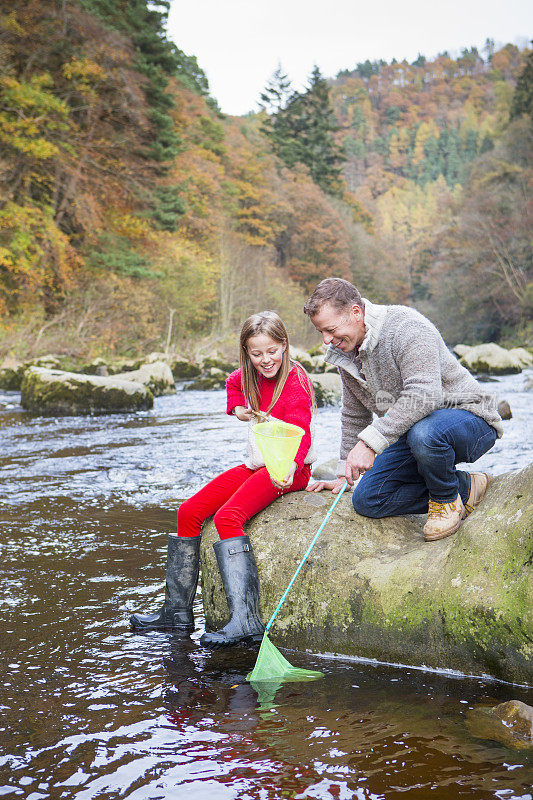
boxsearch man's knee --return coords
[406,417,439,460]
[352,484,381,518]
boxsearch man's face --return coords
[310,302,366,353]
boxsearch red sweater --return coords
[226,365,313,469]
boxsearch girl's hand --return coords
[272,461,297,490]
[306,477,346,494]
[234,405,254,422]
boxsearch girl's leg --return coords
[200,465,310,647]
[178,464,255,537]
[213,465,311,539]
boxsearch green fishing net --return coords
[247,632,324,683]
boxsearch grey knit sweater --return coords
[325,299,504,464]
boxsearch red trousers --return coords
[177,463,311,539]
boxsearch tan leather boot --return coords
[464,472,493,516]
[423,494,466,541]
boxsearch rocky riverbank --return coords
[2,340,531,414]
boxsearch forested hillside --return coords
[0,0,531,359]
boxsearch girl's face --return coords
[246,333,286,379]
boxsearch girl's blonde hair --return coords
[239,310,315,414]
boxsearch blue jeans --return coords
[352,409,497,518]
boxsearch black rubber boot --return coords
[130,534,200,631]
[200,535,265,648]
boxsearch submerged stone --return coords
[200,464,533,684]
[497,399,512,420]
[21,367,153,415]
[467,700,533,750]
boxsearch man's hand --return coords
[306,476,346,494]
[234,405,254,422]
[272,461,297,490]
[345,441,375,485]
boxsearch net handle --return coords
[265,480,349,632]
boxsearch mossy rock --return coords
[311,373,342,407]
[200,464,533,683]
[171,358,202,379]
[0,355,69,390]
[201,356,236,374]
[308,343,326,357]
[184,367,226,391]
[289,346,314,373]
[459,343,523,375]
[0,363,24,390]
[453,344,472,358]
[107,358,139,375]
[21,367,153,415]
[80,357,109,375]
[117,361,175,396]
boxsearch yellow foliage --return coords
[0,11,24,36]
[0,73,69,160]
[106,211,152,242]
[0,201,79,306]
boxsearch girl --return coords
[130,311,316,647]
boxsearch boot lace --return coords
[428,499,458,518]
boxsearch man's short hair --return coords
[303,278,363,317]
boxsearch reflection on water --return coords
[0,374,532,798]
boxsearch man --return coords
[304,278,503,541]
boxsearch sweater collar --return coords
[359,298,388,354]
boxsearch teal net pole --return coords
[265,481,349,633]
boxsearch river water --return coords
[0,371,532,799]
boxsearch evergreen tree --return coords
[443,128,461,186]
[259,64,292,114]
[261,66,345,195]
[299,66,345,193]
[510,48,533,119]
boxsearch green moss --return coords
[171,360,201,379]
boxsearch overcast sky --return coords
[166,0,531,116]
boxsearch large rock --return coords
[21,367,153,415]
[200,464,533,684]
[459,343,523,374]
[116,361,175,396]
